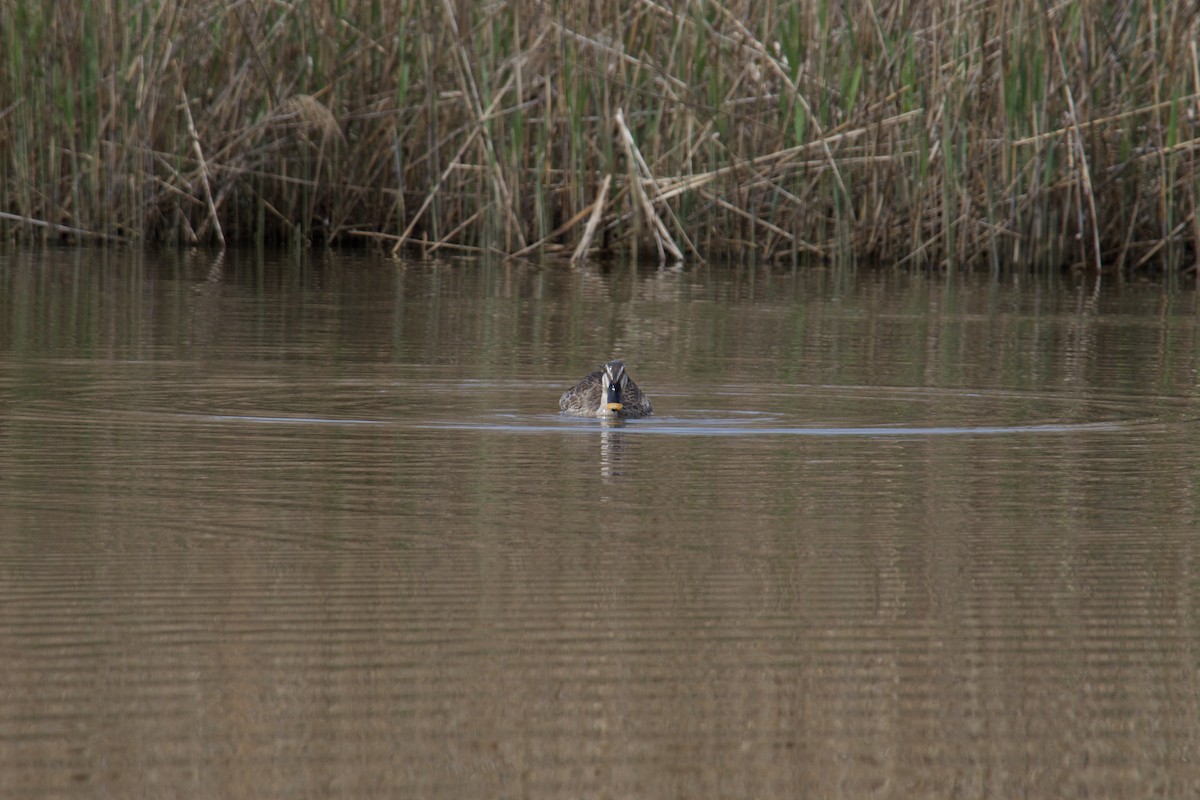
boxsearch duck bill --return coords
[604,383,622,412]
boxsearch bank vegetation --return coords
[1,1,1198,272]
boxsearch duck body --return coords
[559,360,653,418]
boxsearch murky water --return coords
[2,249,1200,798]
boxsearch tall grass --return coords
[0,0,1197,272]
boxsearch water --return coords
[2,249,1200,798]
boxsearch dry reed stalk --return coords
[1190,40,1200,264]
[438,0,525,251]
[708,0,855,224]
[615,107,684,263]
[1011,95,1200,147]
[0,211,127,242]
[698,186,796,243]
[174,61,225,249]
[1045,22,1101,274]
[390,128,483,255]
[429,207,486,254]
[570,174,612,264]
[514,177,607,258]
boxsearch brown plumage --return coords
[559,360,653,418]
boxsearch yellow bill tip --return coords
[606,402,623,411]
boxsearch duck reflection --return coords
[598,417,625,481]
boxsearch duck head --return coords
[600,360,628,415]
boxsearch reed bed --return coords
[1,0,1198,272]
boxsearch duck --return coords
[559,360,653,418]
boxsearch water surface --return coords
[2,249,1199,798]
